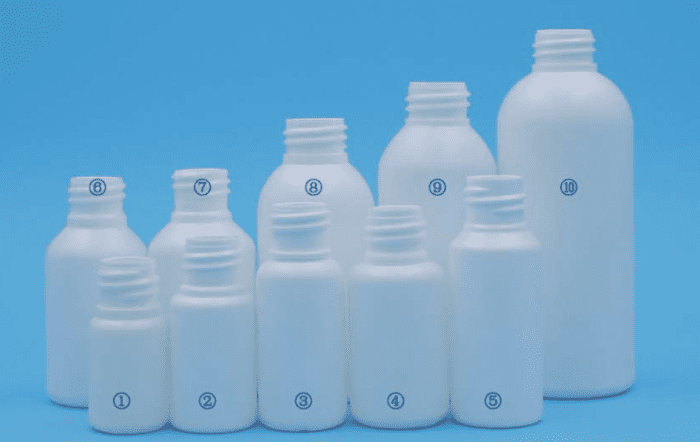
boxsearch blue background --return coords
[0,0,698,440]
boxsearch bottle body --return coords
[348,262,447,428]
[450,229,543,428]
[497,30,634,398]
[45,177,146,407]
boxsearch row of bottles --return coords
[45,27,634,432]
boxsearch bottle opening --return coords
[532,29,596,72]
[406,82,470,122]
[465,175,526,228]
[283,118,347,158]
[172,168,231,213]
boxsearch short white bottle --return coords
[348,205,447,429]
[256,202,347,431]
[449,175,543,428]
[148,168,256,416]
[89,256,167,434]
[45,176,146,408]
[497,29,634,399]
[257,118,374,271]
[170,236,256,433]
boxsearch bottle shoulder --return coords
[171,291,253,310]
[148,219,254,254]
[256,258,344,281]
[450,228,542,253]
[91,315,164,332]
[499,71,632,122]
[46,225,146,259]
[350,261,443,282]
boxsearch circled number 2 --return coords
[560,178,577,196]
[194,178,212,196]
[484,392,502,410]
[305,178,322,196]
[387,392,404,410]
[90,178,106,196]
[113,392,130,410]
[199,392,216,410]
[429,178,446,196]
[295,392,312,410]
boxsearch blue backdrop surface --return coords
[0,0,698,440]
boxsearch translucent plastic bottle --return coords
[257,118,374,272]
[348,205,447,429]
[256,202,346,431]
[497,29,634,399]
[449,175,543,428]
[148,168,256,416]
[170,236,256,433]
[45,176,146,407]
[89,256,167,434]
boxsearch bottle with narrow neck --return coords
[450,175,543,428]
[170,236,256,433]
[497,29,635,399]
[349,205,447,429]
[89,256,167,434]
[256,201,347,431]
[45,176,146,408]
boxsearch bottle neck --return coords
[405,81,470,125]
[364,205,428,266]
[269,202,331,262]
[171,168,232,222]
[532,29,598,73]
[182,236,242,295]
[97,256,160,320]
[66,176,128,228]
[465,175,526,231]
[282,118,349,165]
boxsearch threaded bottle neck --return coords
[269,201,331,261]
[405,82,470,124]
[364,205,428,265]
[98,256,159,315]
[465,175,526,230]
[67,176,127,228]
[532,29,597,72]
[171,168,231,222]
[283,118,348,164]
[182,235,242,291]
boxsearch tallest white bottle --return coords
[497,29,634,399]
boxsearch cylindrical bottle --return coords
[449,175,543,428]
[148,168,256,418]
[497,29,634,399]
[257,118,374,271]
[45,176,146,407]
[348,205,447,429]
[170,236,256,433]
[256,202,347,431]
[89,256,167,434]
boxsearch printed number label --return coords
[194,178,212,196]
[560,178,578,196]
[387,392,404,410]
[429,178,446,196]
[89,178,106,196]
[113,392,130,410]
[305,178,322,196]
[199,392,216,409]
[295,392,312,410]
[484,392,502,410]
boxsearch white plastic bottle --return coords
[89,256,167,434]
[170,236,256,433]
[256,202,346,431]
[148,168,256,416]
[497,29,634,399]
[257,118,374,271]
[45,176,146,407]
[348,205,447,429]
[449,175,543,428]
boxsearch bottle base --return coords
[544,380,634,400]
[453,417,542,430]
[170,415,256,434]
[259,412,347,432]
[91,419,166,435]
[350,409,449,430]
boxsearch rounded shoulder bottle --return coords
[257,118,374,272]
[497,29,634,399]
[45,176,146,407]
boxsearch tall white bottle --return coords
[89,256,167,434]
[348,205,448,429]
[497,29,634,399]
[256,202,347,431]
[45,176,146,407]
[148,168,256,416]
[257,118,374,271]
[170,236,256,433]
[449,175,543,428]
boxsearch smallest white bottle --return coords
[89,256,167,434]
[449,175,543,428]
[170,236,256,433]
